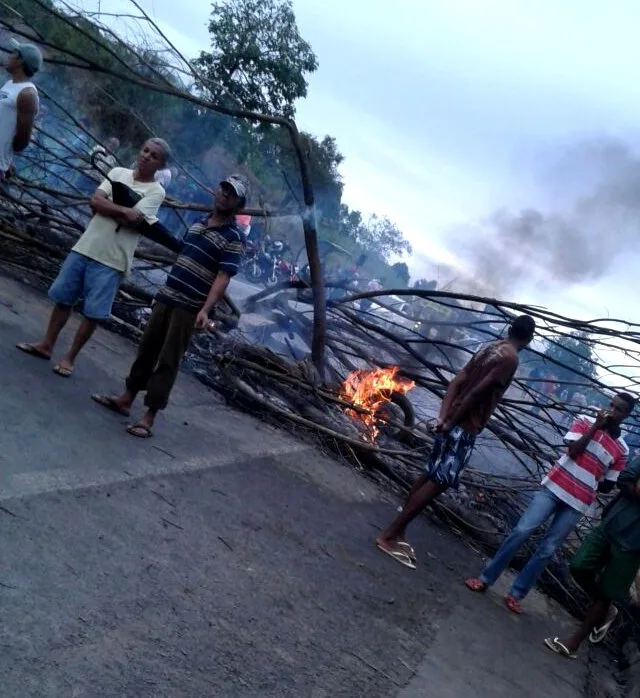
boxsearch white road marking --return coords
[0,442,313,502]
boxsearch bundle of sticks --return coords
[2,0,640,641]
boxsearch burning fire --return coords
[340,366,415,441]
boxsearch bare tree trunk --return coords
[285,125,326,378]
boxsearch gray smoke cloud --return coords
[454,137,640,295]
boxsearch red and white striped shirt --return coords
[542,415,628,514]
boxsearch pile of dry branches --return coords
[2,0,640,641]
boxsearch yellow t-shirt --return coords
[72,167,165,273]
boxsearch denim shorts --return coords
[48,251,122,320]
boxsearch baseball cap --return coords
[221,174,249,200]
[9,39,43,76]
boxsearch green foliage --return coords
[7,0,412,286]
[193,0,318,118]
[3,0,202,149]
[338,205,412,260]
[390,262,410,287]
[413,279,437,290]
[250,128,412,280]
[545,332,598,382]
[254,126,344,217]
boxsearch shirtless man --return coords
[376,315,536,569]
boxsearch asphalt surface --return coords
[0,272,617,697]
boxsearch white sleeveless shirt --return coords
[0,79,39,172]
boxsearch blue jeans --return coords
[480,487,582,599]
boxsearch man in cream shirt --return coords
[17,138,169,376]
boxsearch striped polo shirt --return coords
[542,415,628,513]
[157,218,245,312]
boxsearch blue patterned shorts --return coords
[426,426,476,489]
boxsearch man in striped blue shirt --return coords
[92,174,248,437]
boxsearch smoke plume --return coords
[455,137,640,295]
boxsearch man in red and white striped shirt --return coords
[465,392,635,614]
[543,412,629,513]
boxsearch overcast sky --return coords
[79,0,640,328]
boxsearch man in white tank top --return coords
[0,39,42,177]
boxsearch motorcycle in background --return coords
[242,237,296,287]
[241,238,261,283]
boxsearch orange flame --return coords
[340,366,415,441]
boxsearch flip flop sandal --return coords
[397,542,417,564]
[91,394,131,417]
[544,637,577,660]
[126,424,153,439]
[376,541,417,570]
[53,364,73,378]
[504,594,523,614]
[16,342,51,360]
[589,606,618,644]
[464,578,488,593]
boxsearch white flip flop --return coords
[376,541,417,570]
[544,637,578,660]
[589,606,618,644]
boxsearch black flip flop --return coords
[16,343,51,360]
[91,394,131,417]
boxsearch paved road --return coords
[0,272,612,697]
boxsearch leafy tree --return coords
[338,206,412,260]
[193,0,318,117]
[390,262,410,287]
[359,215,412,259]
[257,127,344,216]
[413,279,437,290]
[544,332,597,382]
[10,0,411,290]
[305,135,344,220]
[2,0,204,151]
[338,205,362,237]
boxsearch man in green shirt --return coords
[545,457,640,659]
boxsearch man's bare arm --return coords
[618,460,640,502]
[89,190,142,226]
[618,478,640,502]
[438,370,466,423]
[194,271,231,329]
[566,412,607,459]
[13,88,38,153]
